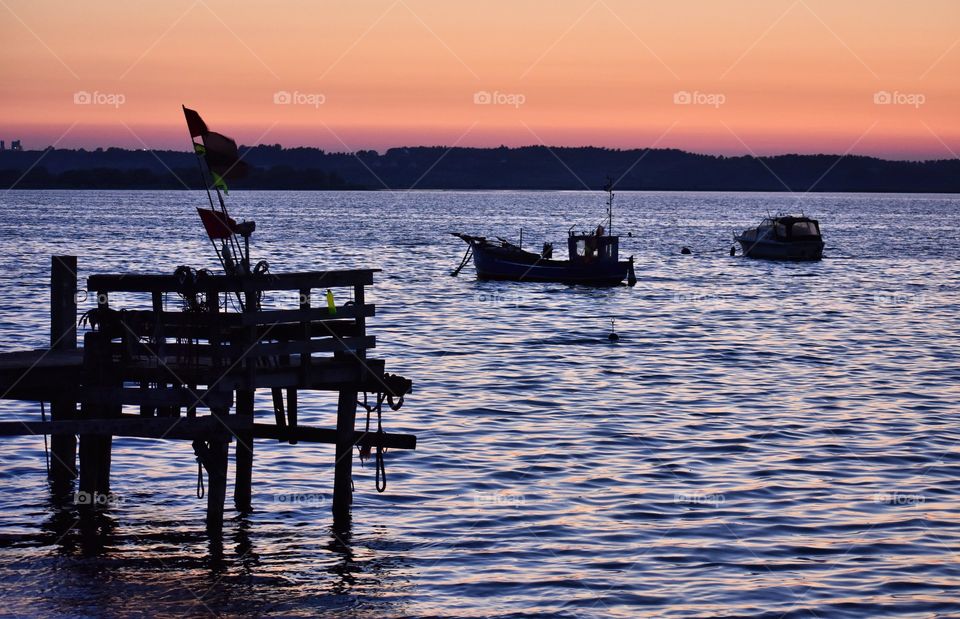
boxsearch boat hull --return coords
[472,245,631,286]
[736,237,824,261]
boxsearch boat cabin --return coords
[760,216,822,241]
[568,226,619,263]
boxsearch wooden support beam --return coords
[0,417,237,441]
[234,390,254,512]
[87,269,378,294]
[251,423,416,449]
[332,389,358,525]
[49,256,78,482]
[0,418,416,449]
[242,304,374,326]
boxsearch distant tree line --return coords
[1,145,958,192]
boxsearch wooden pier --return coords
[0,256,415,535]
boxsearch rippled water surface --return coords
[1,190,959,618]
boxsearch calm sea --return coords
[0,190,959,618]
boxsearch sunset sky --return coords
[1,0,958,159]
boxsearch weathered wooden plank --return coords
[0,418,416,449]
[0,355,386,398]
[241,304,374,326]
[83,385,234,409]
[87,270,378,294]
[251,335,375,359]
[102,333,373,362]
[252,423,417,449]
[0,348,82,371]
[0,416,239,441]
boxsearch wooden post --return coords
[286,388,297,445]
[332,388,358,524]
[233,285,258,512]
[208,440,229,535]
[299,287,311,383]
[144,291,162,417]
[79,330,113,499]
[49,256,77,482]
[353,284,366,358]
[233,389,254,512]
[195,436,229,536]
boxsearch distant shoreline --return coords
[2,145,958,193]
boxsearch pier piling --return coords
[49,256,78,482]
[333,388,358,524]
[234,389,254,512]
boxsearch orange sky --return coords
[1,0,958,159]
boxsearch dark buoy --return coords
[681,247,692,255]
[729,246,736,256]
[608,318,619,342]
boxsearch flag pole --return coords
[182,105,234,283]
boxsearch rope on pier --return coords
[357,374,413,493]
[358,392,388,493]
[196,459,205,498]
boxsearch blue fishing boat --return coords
[452,182,636,286]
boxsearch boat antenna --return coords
[604,176,614,235]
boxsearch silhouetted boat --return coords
[735,215,824,261]
[452,182,636,286]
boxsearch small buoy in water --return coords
[608,318,619,341]
[681,247,692,255]
[729,246,736,256]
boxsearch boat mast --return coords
[604,176,614,235]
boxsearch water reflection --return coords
[0,190,958,616]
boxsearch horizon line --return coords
[2,143,954,165]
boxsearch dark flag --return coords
[201,131,249,180]
[182,106,208,138]
[182,105,249,192]
[196,207,237,239]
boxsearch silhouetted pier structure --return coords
[0,256,415,535]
